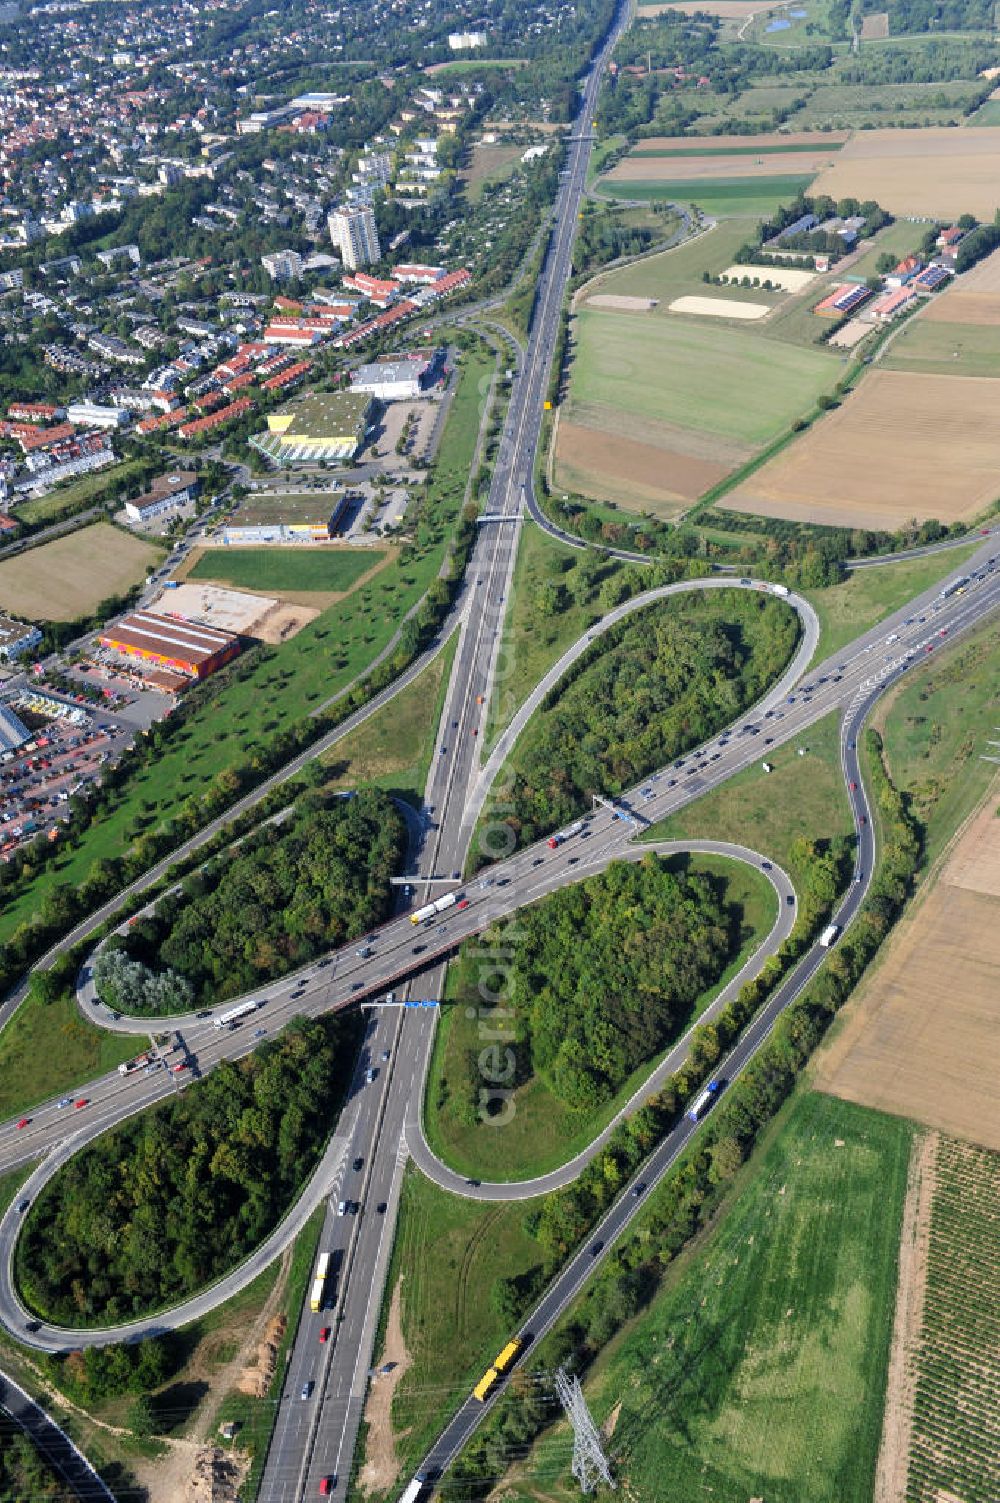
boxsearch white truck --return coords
[769,583,790,598]
[118,1051,153,1076]
[819,923,841,948]
[410,891,458,925]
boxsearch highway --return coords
[0,1366,116,1501]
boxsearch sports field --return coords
[554,308,835,508]
[188,545,386,603]
[0,522,162,621]
[564,1091,911,1503]
[817,786,1000,1150]
[811,126,1000,220]
[723,370,1000,529]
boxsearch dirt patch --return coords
[816,779,1000,1149]
[554,419,724,511]
[811,127,1000,220]
[252,600,321,643]
[587,293,658,311]
[828,317,873,349]
[358,1276,413,1494]
[874,1130,937,1503]
[237,1313,287,1399]
[669,294,771,319]
[861,11,889,37]
[724,369,1000,529]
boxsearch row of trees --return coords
[112,789,405,1008]
[497,591,799,843]
[17,1015,358,1326]
[504,857,735,1111]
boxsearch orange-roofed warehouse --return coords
[99,611,240,680]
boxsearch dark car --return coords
[590,1241,604,1257]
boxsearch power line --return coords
[554,1367,615,1495]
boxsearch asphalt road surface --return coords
[0,1367,115,1501]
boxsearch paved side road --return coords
[0,1367,116,1501]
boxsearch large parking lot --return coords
[0,707,133,859]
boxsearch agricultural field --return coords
[968,95,1000,125]
[882,316,1000,378]
[893,1134,1000,1503]
[554,303,836,511]
[595,174,816,218]
[810,126,1000,219]
[723,370,1000,530]
[0,521,163,620]
[788,80,988,132]
[518,1091,911,1503]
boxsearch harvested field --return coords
[0,521,162,621]
[721,262,815,291]
[553,419,719,512]
[811,127,1000,220]
[921,248,1000,324]
[861,10,889,36]
[724,370,1000,529]
[669,294,770,318]
[627,130,849,152]
[588,293,658,311]
[607,147,841,181]
[817,783,1000,1150]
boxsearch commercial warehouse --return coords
[251,389,373,465]
[221,492,350,544]
[99,611,240,680]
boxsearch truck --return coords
[819,923,841,948]
[162,580,180,590]
[214,998,261,1030]
[118,1051,153,1076]
[473,1337,523,1402]
[939,576,968,600]
[310,1251,331,1313]
[687,1079,723,1123]
[397,1475,431,1503]
[769,583,790,598]
[410,891,459,925]
[546,820,585,850]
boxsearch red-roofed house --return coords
[886,256,923,288]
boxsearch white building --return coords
[0,617,43,663]
[66,402,129,430]
[350,354,438,401]
[328,204,380,270]
[124,470,199,524]
[448,30,487,48]
[0,701,30,754]
[261,249,304,283]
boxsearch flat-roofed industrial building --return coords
[99,611,240,680]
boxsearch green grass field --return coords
[322,629,457,800]
[569,307,837,448]
[883,316,1000,378]
[629,142,841,159]
[0,983,137,1120]
[594,174,815,217]
[529,1091,912,1503]
[0,346,495,955]
[424,855,777,1181]
[845,219,930,284]
[806,544,982,659]
[788,78,985,128]
[587,219,759,303]
[380,1165,542,1489]
[189,545,382,596]
[644,710,853,882]
[874,616,1000,868]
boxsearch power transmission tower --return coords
[554,1367,616,1494]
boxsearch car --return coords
[301,1381,314,1401]
[254,1027,267,1038]
[381,1049,390,1061]
[356,947,372,959]
[439,746,447,756]
[939,628,948,637]
[589,1241,604,1257]
[849,780,857,791]
[859,814,867,825]
[631,1183,646,1198]
[319,1476,336,1496]
[172,1062,186,1073]
[351,981,364,990]
[74,1098,88,1109]
[337,1200,347,1216]
[353,1156,363,1172]
[17,1199,29,1213]
[456,898,469,910]
[925,644,934,653]
[365,1068,377,1083]
[847,740,855,751]
[786,894,795,907]
[376,1201,387,1214]
[855,870,864,883]
[57,1097,72,1109]
[319,1327,330,1344]
[762,861,772,870]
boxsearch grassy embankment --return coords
[321,630,459,801]
[423,855,777,1182]
[805,543,982,659]
[0,344,494,953]
[0,981,137,1119]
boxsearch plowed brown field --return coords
[817,786,1000,1150]
[553,419,722,513]
[723,370,1000,529]
[607,147,841,182]
[922,247,1000,325]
